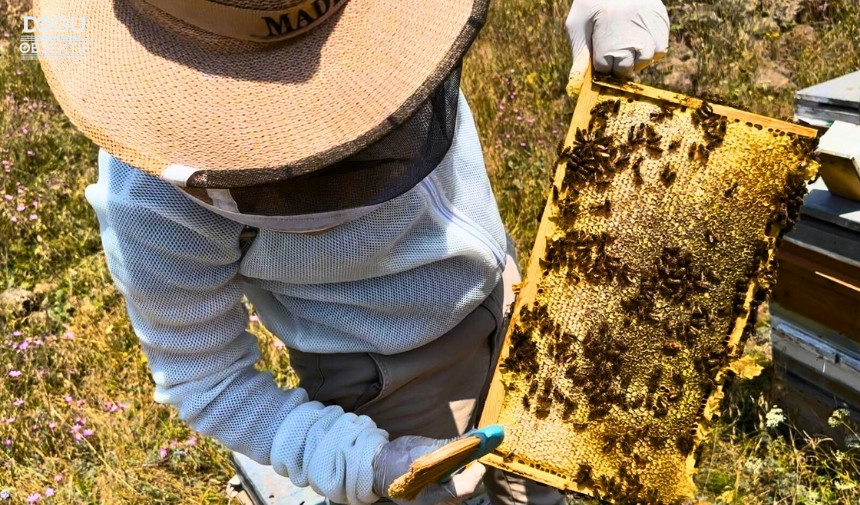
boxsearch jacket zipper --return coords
[419,178,505,269]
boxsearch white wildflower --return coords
[828,408,850,428]
[765,405,785,428]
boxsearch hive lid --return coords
[813,121,860,203]
[796,71,860,127]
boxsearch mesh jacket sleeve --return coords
[85,150,389,505]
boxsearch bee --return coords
[644,124,660,140]
[551,185,559,203]
[631,157,644,185]
[653,395,670,416]
[633,453,648,467]
[522,395,531,409]
[588,405,610,420]
[696,143,711,161]
[662,340,682,355]
[659,164,677,186]
[688,143,697,160]
[644,393,655,410]
[677,434,695,455]
[555,138,570,159]
[648,433,668,447]
[724,181,739,198]
[562,398,577,420]
[668,139,681,151]
[706,138,723,151]
[650,104,676,122]
[535,405,551,419]
[592,198,611,214]
[631,395,645,409]
[576,464,594,487]
[706,357,723,370]
[646,142,664,155]
[627,124,637,145]
[618,462,631,481]
[602,434,619,453]
[575,127,590,144]
[591,99,618,117]
[694,272,714,291]
[705,229,718,246]
[631,123,647,146]
[647,367,663,391]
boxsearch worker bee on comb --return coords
[650,104,676,122]
[724,182,739,198]
[659,164,677,186]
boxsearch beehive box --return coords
[478,70,820,504]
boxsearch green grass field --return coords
[1,0,859,503]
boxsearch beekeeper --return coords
[35,0,668,503]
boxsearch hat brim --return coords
[35,0,489,185]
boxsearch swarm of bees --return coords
[488,89,819,505]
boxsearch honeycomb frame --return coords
[477,70,819,504]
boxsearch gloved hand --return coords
[565,0,670,94]
[372,435,486,505]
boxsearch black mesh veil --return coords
[184,64,462,217]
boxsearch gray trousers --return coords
[288,250,566,505]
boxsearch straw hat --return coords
[34,0,490,187]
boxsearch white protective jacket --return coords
[85,91,507,504]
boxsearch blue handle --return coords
[439,424,505,483]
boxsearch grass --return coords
[1,0,859,503]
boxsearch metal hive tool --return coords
[477,70,820,504]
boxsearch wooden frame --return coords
[477,68,818,495]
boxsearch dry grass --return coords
[1,0,858,503]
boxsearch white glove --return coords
[372,435,486,505]
[565,0,670,93]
